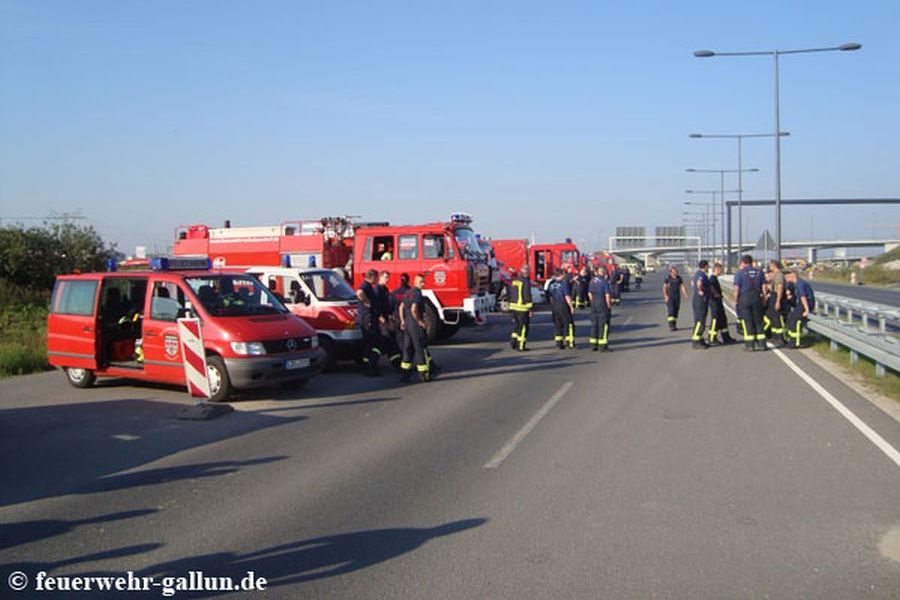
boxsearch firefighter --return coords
[391,273,411,355]
[690,260,711,349]
[399,274,432,382]
[764,260,787,347]
[548,269,575,349]
[573,266,590,310]
[508,265,534,351]
[707,262,735,345]
[611,266,624,306]
[588,265,613,352]
[733,254,767,351]
[375,271,402,368]
[663,266,687,331]
[355,269,383,376]
[784,269,815,348]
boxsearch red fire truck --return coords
[174,214,495,341]
[491,239,580,285]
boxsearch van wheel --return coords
[205,355,231,403]
[65,367,95,389]
[423,303,440,343]
[319,336,337,371]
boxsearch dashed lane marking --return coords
[483,381,574,469]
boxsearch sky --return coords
[1,0,899,256]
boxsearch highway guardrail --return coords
[719,275,898,378]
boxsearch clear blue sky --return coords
[2,0,898,255]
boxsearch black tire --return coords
[423,302,440,343]
[64,367,95,389]
[437,322,460,340]
[205,355,232,403]
[319,336,338,371]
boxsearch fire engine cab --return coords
[46,257,323,402]
[174,213,495,341]
[529,241,580,284]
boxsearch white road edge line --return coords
[484,381,574,469]
[723,304,900,468]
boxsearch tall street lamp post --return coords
[689,132,787,271]
[694,42,862,262]
[686,168,758,269]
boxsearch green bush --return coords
[0,280,50,378]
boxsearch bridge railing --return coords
[719,276,899,378]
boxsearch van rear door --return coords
[47,276,102,369]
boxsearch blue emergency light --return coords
[281,255,292,267]
[150,256,212,271]
[106,258,117,272]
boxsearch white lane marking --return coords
[723,304,900,468]
[484,382,574,469]
[622,315,634,326]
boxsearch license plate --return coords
[285,358,310,370]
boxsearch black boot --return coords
[744,342,755,352]
[756,340,768,351]
[592,345,598,352]
[399,370,412,383]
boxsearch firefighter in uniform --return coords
[764,260,787,347]
[784,269,815,348]
[663,266,687,330]
[690,260,711,349]
[733,254,767,351]
[573,266,590,310]
[391,273,411,356]
[707,262,735,345]
[588,265,613,352]
[547,269,576,349]
[508,265,534,351]
[374,271,402,368]
[400,274,433,382]
[355,269,383,375]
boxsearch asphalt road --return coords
[810,279,900,307]
[2,275,899,599]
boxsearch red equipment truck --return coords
[491,239,580,285]
[174,214,495,341]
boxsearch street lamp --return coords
[686,167,759,267]
[689,132,787,271]
[694,42,862,262]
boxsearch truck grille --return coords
[263,337,313,354]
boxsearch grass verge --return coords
[810,337,900,403]
[0,303,50,378]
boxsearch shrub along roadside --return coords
[0,305,49,378]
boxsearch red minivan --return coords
[46,259,323,401]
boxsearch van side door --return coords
[141,278,189,385]
[47,276,102,369]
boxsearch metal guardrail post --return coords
[880,316,887,333]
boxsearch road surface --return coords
[810,279,900,307]
[2,274,899,598]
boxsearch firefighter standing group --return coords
[508,264,614,352]
[356,269,438,383]
[678,254,816,351]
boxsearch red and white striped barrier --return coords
[177,318,210,399]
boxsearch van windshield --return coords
[299,271,357,302]
[185,275,288,316]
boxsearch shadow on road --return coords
[0,398,303,507]
[0,508,158,550]
[139,518,487,594]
